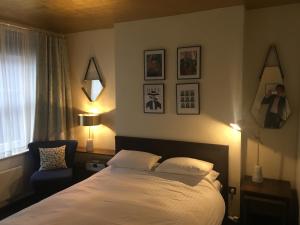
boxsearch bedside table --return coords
[73,150,114,183]
[240,176,292,225]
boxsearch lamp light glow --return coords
[230,123,241,131]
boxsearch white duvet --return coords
[0,167,225,225]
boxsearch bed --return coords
[0,136,229,225]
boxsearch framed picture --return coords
[144,84,164,114]
[144,49,165,80]
[176,83,200,115]
[177,46,201,80]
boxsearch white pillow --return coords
[155,157,214,176]
[107,150,161,171]
[206,170,220,182]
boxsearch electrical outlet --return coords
[229,186,237,195]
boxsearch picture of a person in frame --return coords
[180,50,197,75]
[146,54,162,77]
[261,84,287,128]
[146,90,162,110]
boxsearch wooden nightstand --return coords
[73,149,114,183]
[240,176,292,225]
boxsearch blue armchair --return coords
[28,140,78,196]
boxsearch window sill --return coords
[0,149,29,161]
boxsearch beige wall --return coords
[243,4,300,187]
[115,6,244,215]
[67,29,116,151]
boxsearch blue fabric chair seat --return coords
[31,168,73,182]
[30,168,73,193]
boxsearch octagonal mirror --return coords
[81,57,104,102]
[251,46,291,129]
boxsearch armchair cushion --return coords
[39,146,67,170]
[28,140,78,171]
[30,168,73,192]
[31,168,73,182]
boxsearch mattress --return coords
[0,167,225,225]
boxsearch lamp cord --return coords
[257,142,260,165]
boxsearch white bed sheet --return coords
[0,167,225,225]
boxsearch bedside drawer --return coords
[244,195,287,216]
[241,176,292,225]
[86,161,106,172]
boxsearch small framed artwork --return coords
[144,84,164,114]
[176,83,200,115]
[144,49,165,80]
[177,46,201,80]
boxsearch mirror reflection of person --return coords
[146,90,161,110]
[261,84,286,128]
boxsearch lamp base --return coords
[252,165,263,183]
[86,139,94,152]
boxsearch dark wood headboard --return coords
[115,136,229,209]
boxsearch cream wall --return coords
[243,4,300,188]
[115,6,244,215]
[67,29,116,151]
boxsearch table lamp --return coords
[230,121,263,183]
[78,113,101,152]
[251,133,263,183]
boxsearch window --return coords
[0,27,37,159]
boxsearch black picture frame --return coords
[176,83,200,115]
[143,83,165,114]
[177,46,201,80]
[144,49,165,80]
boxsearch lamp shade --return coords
[78,113,101,126]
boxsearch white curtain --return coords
[0,25,37,158]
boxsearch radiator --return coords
[0,166,23,203]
